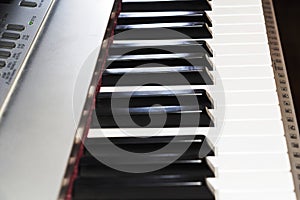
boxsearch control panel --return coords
[0,0,56,118]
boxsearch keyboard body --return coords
[0,0,299,200]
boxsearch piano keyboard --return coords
[59,0,299,200]
[0,0,299,200]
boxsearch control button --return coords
[0,41,16,49]
[0,51,11,59]
[20,1,38,7]
[0,61,6,69]
[6,24,25,31]
[2,32,21,40]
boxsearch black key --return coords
[109,40,213,57]
[96,106,213,128]
[84,135,214,158]
[73,178,215,200]
[122,0,212,12]
[101,66,213,86]
[86,134,207,145]
[97,89,213,112]
[118,11,212,27]
[107,53,214,70]
[76,173,205,185]
[114,22,212,39]
[79,156,214,179]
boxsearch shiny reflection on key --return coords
[107,53,214,70]
[114,23,212,39]
[96,106,213,128]
[118,11,212,27]
[109,40,213,57]
[121,0,212,12]
[97,89,214,111]
[101,66,213,86]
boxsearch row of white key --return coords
[206,0,295,199]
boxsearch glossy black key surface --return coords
[101,66,213,86]
[107,53,213,70]
[97,89,213,113]
[109,40,213,57]
[76,174,206,185]
[118,11,212,27]
[114,22,212,39]
[84,137,214,159]
[79,157,213,178]
[73,178,215,200]
[96,106,213,128]
[85,134,207,145]
[122,0,212,12]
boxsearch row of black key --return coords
[104,2,213,86]
[72,0,215,199]
[73,135,215,200]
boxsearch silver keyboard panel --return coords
[0,0,56,119]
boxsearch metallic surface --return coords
[0,0,56,120]
[0,0,115,199]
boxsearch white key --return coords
[89,119,285,138]
[214,66,274,79]
[122,0,260,5]
[214,54,271,66]
[213,24,266,34]
[88,127,211,138]
[214,136,288,154]
[211,91,279,105]
[207,172,294,191]
[113,34,268,45]
[216,120,284,136]
[206,154,291,173]
[216,105,281,120]
[212,44,270,56]
[90,130,286,153]
[214,78,276,91]
[100,78,276,91]
[212,15,265,25]
[213,0,262,7]
[215,191,296,200]
[209,34,268,44]
[211,6,263,16]
[99,86,202,93]
[209,2,293,200]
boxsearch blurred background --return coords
[273,0,300,126]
